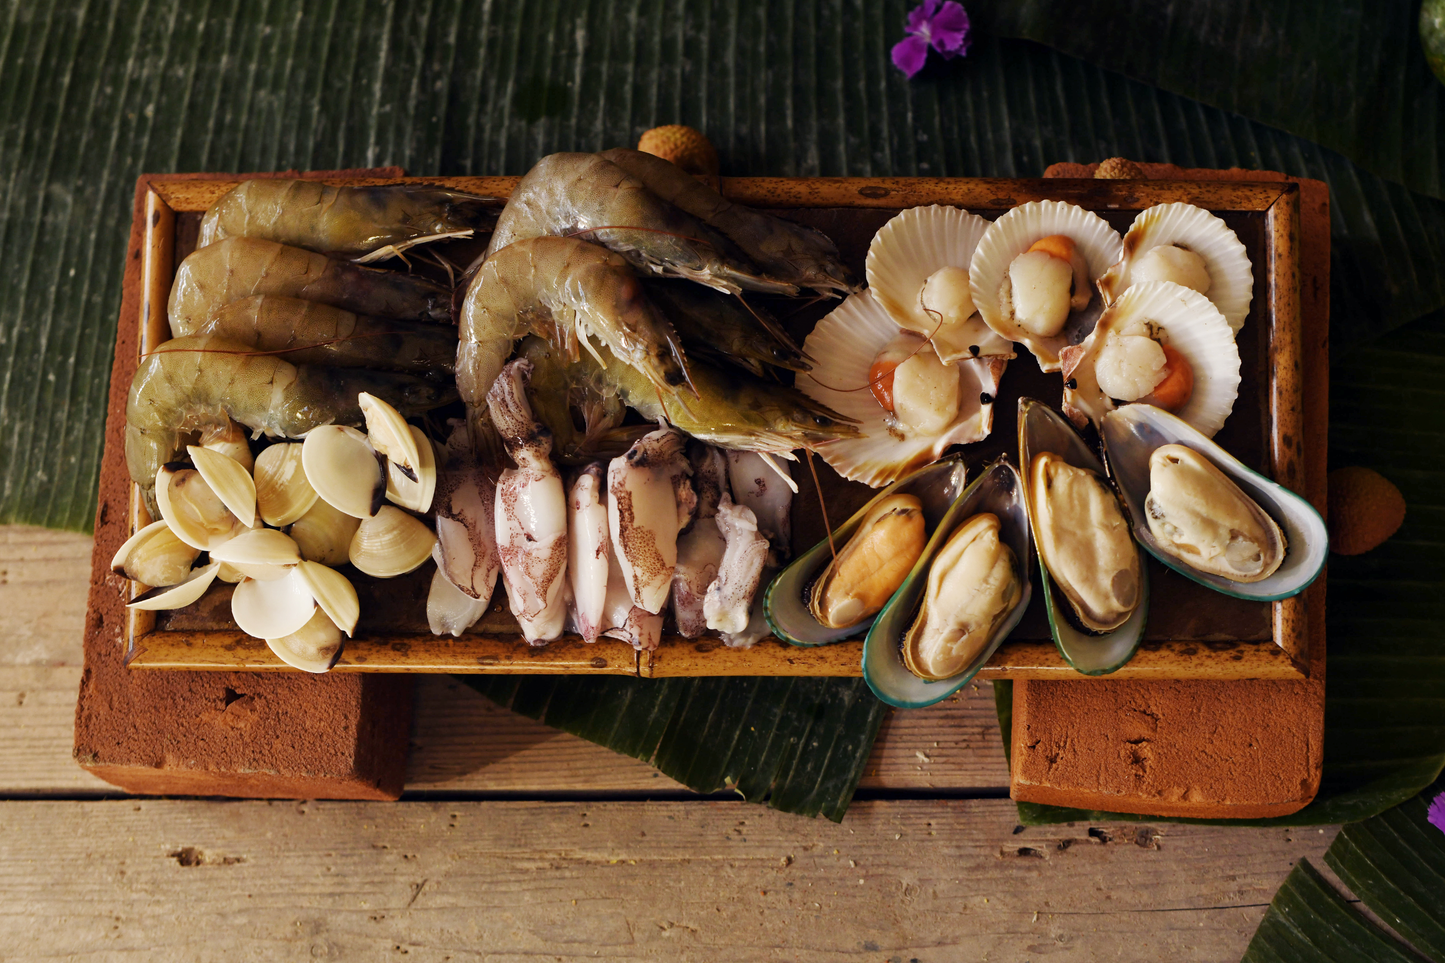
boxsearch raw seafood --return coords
[607,427,696,615]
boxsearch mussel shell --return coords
[1101,404,1327,600]
[862,458,1033,709]
[1018,398,1150,676]
[764,456,968,646]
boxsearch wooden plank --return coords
[0,526,91,667]
[0,798,1337,961]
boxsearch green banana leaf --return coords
[971,0,1445,203]
[1241,778,1445,962]
[461,675,886,822]
[999,308,1445,828]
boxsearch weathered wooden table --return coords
[0,524,1338,960]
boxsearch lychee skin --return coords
[1327,466,1406,555]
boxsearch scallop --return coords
[1059,281,1241,438]
[1100,404,1327,601]
[862,458,1033,708]
[1018,399,1149,676]
[765,457,968,646]
[865,205,1014,363]
[797,290,1004,488]
[1098,203,1253,333]
[970,201,1122,372]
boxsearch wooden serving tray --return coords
[107,173,1314,681]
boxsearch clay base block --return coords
[75,171,414,800]
[1008,161,1329,820]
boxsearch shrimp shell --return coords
[485,153,794,296]
[197,295,457,374]
[600,148,859,297]
[169,237,452,337]
[198,179,503,256]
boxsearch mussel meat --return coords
[808,494,926,629]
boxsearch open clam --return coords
[1019,399,1149,675]
[1101,404,1327,600]
[764,456,968,646]
[862,458,1033,709]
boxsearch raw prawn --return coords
[487,360,569,644]
[644,280,811,378]
[198,179,503,258]
[608,427,696,615]
[485,153,794,295]
[457,236,692,412]
[600,147,859,297]
[584,340,858,454]
[125,335,454,509]
[514,337,643,465]
[169,237,452,337]
[197,295,457,374]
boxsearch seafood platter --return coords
[97,155,1325,705]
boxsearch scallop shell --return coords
[1098,203,1253,333]
[969,200,1123,372]
[797,290,1005,488]
[865,205,1014,363]
[1060,281,1241,439]
[1100,404,1327,601]
[764,456,969,647]
[1017,398,1149,676]
[862,458,1033,709]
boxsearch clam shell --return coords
[1101,404,1327,600]
[866,205,1014,363]
[361,391,424,478]
[198,417,255,473]
[1018,399,1149,675]
[187,445,258,529]
[970,200,1123,372]
[1098,203,1253,333]
[1060,281,1241,438]
[266,607,344,673]
[127,561,221,611]
[231,568,317,639]
[302,425,386,519]
[797,291,1005,488]
[111,519,200,588]
[385,425,437,513]
[862,458,1033,708]
[765,456,969,646]
[296,559,360,636]
[289,497,362,566]
[155,465,246,551]
[254,442,318,527]
[349,505,436,578]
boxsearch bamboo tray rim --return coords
[111,171,1316,681]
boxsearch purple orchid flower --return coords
[892,0,971,78]
[1430,790,1445,836]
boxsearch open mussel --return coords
[1018,398,1149,675]
[764,457,968,646]
[862,458,1033,709]
[1101,403,1327,600]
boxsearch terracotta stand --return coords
[1009,162,1330,819]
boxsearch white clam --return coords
[385,424,437,513]
[289,497,361,566]
[127,561,222,611]
[207,528,302,581]
[798,290,1004,488]
[266,607,344,673]
[155,465,246,551]
[1101,404,1327,601]
[187,444,258,529]
[111,519,200,587]
[296,559,360,636]
[1098,202,1254,333]
[198,417,255,473]
[253,442,318,527]
[231,568,316,639]
[302,425,385,519]
[360,392,424,480]
[970,200,1123,372]
[349,505,436,578]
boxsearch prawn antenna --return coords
[803,448,837,562]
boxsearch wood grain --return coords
[0,798,1338,962]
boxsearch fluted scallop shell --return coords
[865,205,1014,363]
[969,200,1123,372]
[797,290,1005,488]
[1060,281,1241,439]
[1098,203,1253,333]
